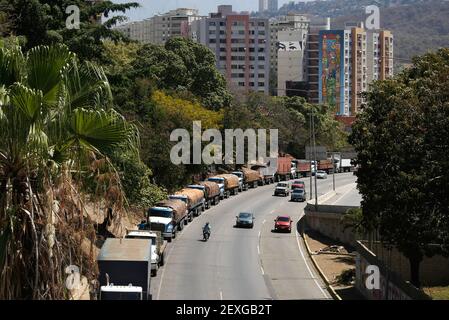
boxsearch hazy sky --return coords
[113,0,303,22]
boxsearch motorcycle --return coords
[203,230,210,241]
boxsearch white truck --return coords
[126,230,167,277]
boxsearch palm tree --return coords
[0,44,138,299]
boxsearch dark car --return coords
[291,188,306,202]
[236,212,255,228]
[274,216,293,233]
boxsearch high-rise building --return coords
[268,0,278,13]
[114,8,204,44]
[270,14,310,96]
[259,0,268,13]
[305,17,331,104]
[317,24,394,116]
[191,6,270,94]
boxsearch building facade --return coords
[115,8,204,44]
[305,17,331,104]
[318,25,394,116]
[269,14,310,96]
[191,6,270,94]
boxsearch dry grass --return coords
[424,286,449,300]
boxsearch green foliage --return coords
[0,44,138,299]
[349,48,449,287]
[112,151,167,208]
[224,92,348,159]
[131,38,232,110]
[0,0,139,63]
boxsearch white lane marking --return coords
[257,245,260,254]
[260,266,265,275]
[295,230,329,299]
[220,291,223,300]
[258,231,261,238]
[262,219,266,224]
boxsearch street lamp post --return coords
[309,112,313,200]
[311,109,318,209]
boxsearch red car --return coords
[274,216,293,233]
[292,180,305,190]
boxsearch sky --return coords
[113,0,304,22]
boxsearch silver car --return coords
[316,170,328,179]
[291,189,306,202]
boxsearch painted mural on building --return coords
[320,33,342,113]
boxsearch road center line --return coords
[260,266,265,275]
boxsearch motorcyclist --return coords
[203,222,211,238]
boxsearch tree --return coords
[130,38,232,110]
[0,44,138,299]
[349,48,449,287]
[1,0,139,63]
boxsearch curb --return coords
[302,189,343,301]
[302,232,342,301]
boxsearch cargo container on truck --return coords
[125,230,167,277]
[251,159,276,185]
[144,199,187,242]
[98,238,152,300]
[318,159,334,174]
[294,160,311,177]
[186,181,221,209]
[232,168,260,190]
[209,174,239,198]
[276,157,293,181]
[169,188,205,220]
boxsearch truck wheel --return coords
[167,237,172,243]
[151,266,158,277]
[234,188,238,195]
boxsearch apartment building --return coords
[269,14,310,96]
[318,24,394,116]
[305,17,331,104]
[115,8,204,44]
[259,0,278,13]
[191,5,270,94]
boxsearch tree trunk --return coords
[409,256,422,288]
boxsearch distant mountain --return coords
[269,0,449,69]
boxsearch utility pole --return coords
[311,109,318,209]
[332,152,336,191]
[309,112,313,200]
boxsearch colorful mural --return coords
[319,31,344,115]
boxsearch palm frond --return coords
[26,45,75,107]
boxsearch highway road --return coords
[152,172,357,300]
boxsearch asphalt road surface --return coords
[153,173,357,300]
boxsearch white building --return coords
[114,8,204,44]
[270,14,310,96]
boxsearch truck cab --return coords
[207,177,226,199]
[231,171,244,191]
[146,206,175,241]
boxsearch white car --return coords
[316,170,328,179]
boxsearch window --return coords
[258,56,265,61]
[238,82,245,86]
[209,22,216,26]
[258,22,265,27]
[259,74,265,78]
[258,82,265,87]
[209,39,216,43]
